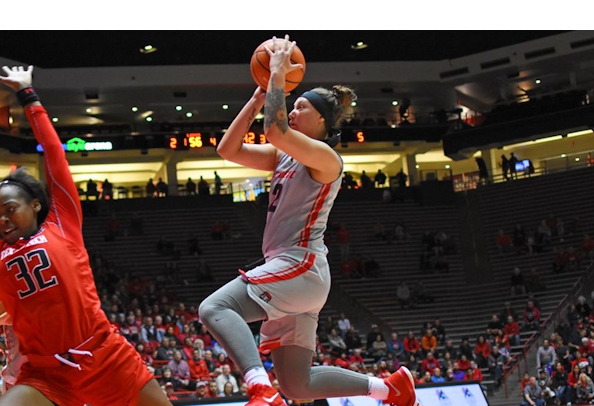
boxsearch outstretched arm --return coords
[0,66,83,244]
[216,87,278,171]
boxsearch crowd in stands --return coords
[496,214,585,262]
[518,293,594,406]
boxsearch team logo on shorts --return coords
[259,291,272,303]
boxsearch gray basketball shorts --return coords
[240,248,331,353]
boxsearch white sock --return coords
[245,367,272,387]
[368,376,389,400]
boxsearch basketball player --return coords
[0,66,171,406]
[199,36,418,406]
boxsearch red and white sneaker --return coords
[383,366,418,406]
[246,384,288,406]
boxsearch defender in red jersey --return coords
[0,66,171,406]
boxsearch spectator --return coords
[360,171,373,189]
[365,324,384,352]
[164,382,178,401]
[577,296,592,320]
[501,154,510,181]
[214,171,223,195]
[536,339,556,374]
[198,176,210,196]
[553,247,570,274]
[458,337,474,360]
[211,220,225,240]
[185,178,197,195]
[141,316,158,346]
[495,229,513,252]
[523,300,542,331]
[431,368,445,383]
[156,178,168,197]
[190,381,210,399]
[188,349,210,382]
[101,178,113,199]
[512,224,527,252]
[501,301,518,323]
[551,362,569,405]
[146,178,157,197]
[452,362,466,382]
[374,169,387,187]
[404,331,422,358]
[159,368,177,390]
[344,326,362,350]
[335,223,351,261]
[395,169,408,188]
[522,376,546,406]
[337,312,351,338]
[487,345,508,386]
[421,352,439,375]
[504,316,521,347]
[511,267,527,295]
[371,334,388,359]
[537,219,552,247]
[342,172,356,189]
[433,319,447,344]
[168,350,192,390]
[464,365,486,394]
[387,332,405,360]
[442,338,458,360]
[509,152,519,180]
[486,314,504,337]
[475,157,490,185]
[154,337,174,361]
[576,373,594,405]
[490,329,509,352]
[397,282,412,309]
[567,247,581,272]
[215,364,239,394]
[421,329,437,355]
[328,328,347,355]
[474,335,491,368]
[86,178,100,200]
[208,381,220,398]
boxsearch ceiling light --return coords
[146,116,153,122]
[86,108,92,114]
[391,124,396,128]
[8,116,13,125]
[575,157,580,162]
[445,164,451,169]
[535,79,541,84]
[176,106,182,111]
[351,42,368,50]
[561,154,566,158]
[222,105,229,110]
[52,117,59,123]
[351,102,357,107]
[415,165,419,169]
[186,112,193,118]
[140,44,157,54]
[392,101,399,106]
[567,129,593,138]
[131,106,138,112]
[255,112,264,120]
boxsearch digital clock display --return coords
[169,131,268,150]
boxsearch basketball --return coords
[250,39,306,92]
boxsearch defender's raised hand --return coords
[0,65,34,92]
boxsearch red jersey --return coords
[0,106,109,357]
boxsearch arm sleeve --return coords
[26,105,84,246]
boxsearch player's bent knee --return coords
[0,384,55,406]
[136,378,172,406]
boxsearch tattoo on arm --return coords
[264,82,289,133]
[245,107,257,133]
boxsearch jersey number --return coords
[268,184,283,213]
[5,249,57,299]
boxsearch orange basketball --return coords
[250,39,306,92]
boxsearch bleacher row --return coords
[80,167,594,405]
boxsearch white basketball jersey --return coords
[262,152,342,256]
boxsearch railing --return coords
[453,155,594,192]
[502,260,594,398]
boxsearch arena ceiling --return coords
[1,30,566,68]
[1,30,593,130]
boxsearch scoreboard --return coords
[168,132,268,150]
